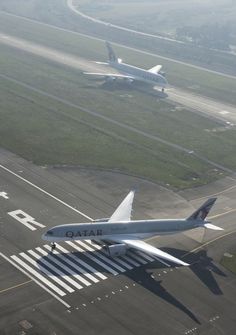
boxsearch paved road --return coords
[66,1,236,80]
[166,87,236,125]
[1,10,236,81]
[67,0,184,45]
[1,31,236,128]
[0,33,235,175]
[1,150,236,334]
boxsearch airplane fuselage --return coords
[110,61,167,88]
[42,218,202,242]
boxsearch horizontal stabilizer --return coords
[204,223,224,231]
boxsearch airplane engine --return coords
[106,244,127,257]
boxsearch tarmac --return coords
[1,149,236,335]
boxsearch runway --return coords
[1,150,236,334]
[1,10,236,334]
[0,31,236,129]
[166,87,236,125]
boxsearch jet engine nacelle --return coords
[106,244,127,257]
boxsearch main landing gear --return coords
[161,87,165,93]
[51,242,56,252]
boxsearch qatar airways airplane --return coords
[42,190,222,267]
[84,41,168,92]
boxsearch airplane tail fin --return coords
[187,198,217,221]
[106,41,118,63]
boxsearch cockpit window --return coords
[46,230,54,235]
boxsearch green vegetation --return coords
[0,6,235,189]
[0,11,236,106]
[221,253,236,275]
[0,43,235,188]
[1,1,236,79]
[76,0,236,37]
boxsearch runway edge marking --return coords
[0,252,71,308]
[0,164,92,220]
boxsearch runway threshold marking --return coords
[8,241,157,306]
[0,252,71,308]
[0,164,93,221]
[0,279,32,294]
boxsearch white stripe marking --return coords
[36,247,89,287]
[95,240,140,267]
[21,251,75,293]
[55,244,107,280]
[135,251,155,262]
[127,251,147,264]
[121,254,140,267]
[0,164,92,220]
[77,241,126,272]
[43,245,99,283]
[67,241,118,275]
[86,240,133,270]
[10,254,66,297]
[1,253,69,307]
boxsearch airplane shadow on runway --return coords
[124,247,227,324]
[37,243,225,325]
[162,247,227,295]
[37,249,202,324]
[125,266,201,324]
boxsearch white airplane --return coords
[84,41,168,92]
[42,191,223,267]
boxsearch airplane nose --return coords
[41,232,48,240]
[41,231,53,241]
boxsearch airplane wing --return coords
[108,190,135,223]
[107,235,189,266]
[148,65,162,74]
[83,72,135,80]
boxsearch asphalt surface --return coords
[1,9,236,335]
[1,149,236,335]
[2,9,236,80]
[0,31,236,128]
